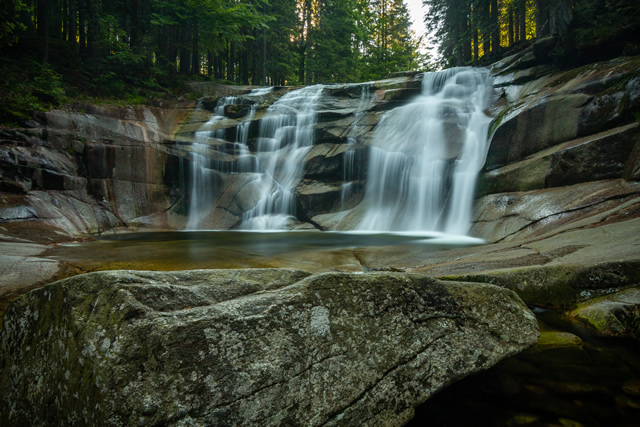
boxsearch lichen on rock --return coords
[0,269,538,426]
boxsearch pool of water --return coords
[45,230,484,273]
[40,230,640,425]
[410,309,640,426]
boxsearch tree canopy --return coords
[0,0,427,87]
[0,0,433,123]
[423,0,640,68]
[4,0,637,124]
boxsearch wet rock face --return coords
[473,55,640,246]
[487,56,640,172]
[0,269,538,426]
[471,179,640,243]
[0,104,193,239]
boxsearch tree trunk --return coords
[240,41,249,85]
[480,0,490,57]
[62,0,68,41]
[169,40,178,80]
[463,4,472,64]
[508,6,514,46]
[51,0,61,40]
[262,27,266,85]
[514,6,520,43]
[549,0,572,35]
[519,0,526,41]
[214,54,222,79]
[298,42,305,84]
[37,0,50,63]
[190,25,199,75]
[179,26,190,75]
[535,0,549,37]
[227,41,235,82]
[207,49,213,77]
[299,0,311,84]
[130,0,142,52]
[87,0,101,61]
[79,0,86,55]
[68,0,77,46]
[490,0,499,53]
[164,26,178,80]
[251,32,260,85]
[473,28,479,64]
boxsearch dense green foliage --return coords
[0,0,428,123]
[3,0,637,124]
[424,0,640,67]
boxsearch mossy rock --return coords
[0,270,539,426]
[223,104,250,119]
[569,287,640,340]
[442,261,640,308]
[520,331,588,366]
[533,331,583,351]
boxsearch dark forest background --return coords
[0,0,638,125]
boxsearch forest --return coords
[0,0,638,124]
[427,0,640,67]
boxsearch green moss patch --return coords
[439,261,640,308]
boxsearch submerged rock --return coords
[0,269,538,426]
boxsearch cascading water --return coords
[340,83,374,207]
[186,71,491,235]
[240,85,325,230]
[356,67,492,235]
[186,88,272,230]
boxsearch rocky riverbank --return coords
[0,45,639,424]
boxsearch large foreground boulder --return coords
[0,269,538,426]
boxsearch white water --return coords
[356,67,493,235]
[340,83,374,207]
[186,71,492,237]
[240,85,325,230]
[186,88,272,230]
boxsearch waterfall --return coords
[356,67,492,235]
[185,70,491,235]
[340,83,374,208]
[186,88,272,230]
[240,85,325,230]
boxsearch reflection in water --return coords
[47,231,484,273]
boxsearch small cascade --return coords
[185,96,237,230]
[185,137,216,230]
[241,85,325,230]
[235,87,275,146]
[185,88,272,230]
[340,83,374,207]
[356,67,492,234]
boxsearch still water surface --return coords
[46,230,484,273]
